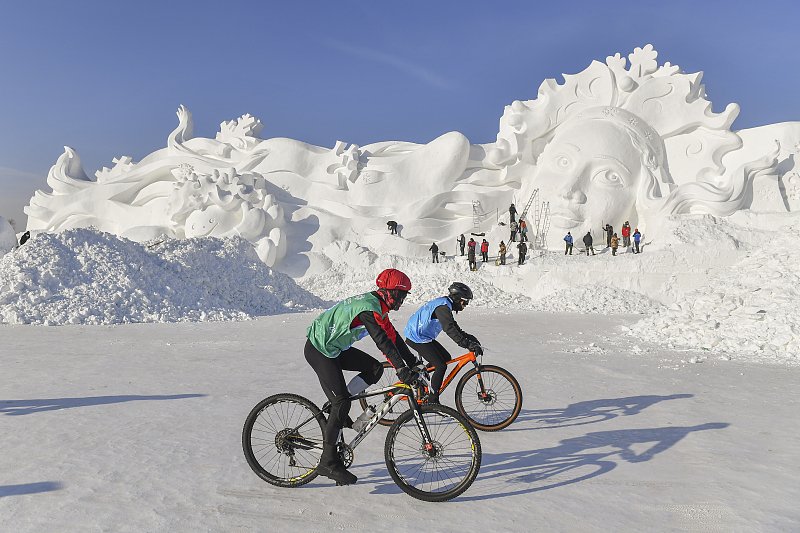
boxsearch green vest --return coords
[307,292,384,358]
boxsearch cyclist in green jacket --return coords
[305,268,419,485]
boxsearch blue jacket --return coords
[633,231,641,242]
[564,234,573,244]
[404,296,453,343]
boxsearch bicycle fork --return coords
[470,362,492,401]
[409,402,438,457]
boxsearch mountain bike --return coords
[242,370,482,502]
[359,350,522,431]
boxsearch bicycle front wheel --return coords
[385,404,481,502]
[454,364,523,431]
[242,393,325,487]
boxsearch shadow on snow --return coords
[0,394,206,415]
[459,422,729,500]
[506,394,694,431]
[0,481,63,497]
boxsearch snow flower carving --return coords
[628,44,658,77]
[605,53,627,71]
[216,114,264,150]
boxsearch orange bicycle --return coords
[359,351,522,431]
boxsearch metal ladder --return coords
[472,201,482,232]
[519,189,538,220]
[534,200,550,250]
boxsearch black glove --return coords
[397,366,419,385]
[468,342,483,356]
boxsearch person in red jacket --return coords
[480,239,489,262]
[621,221,631,249]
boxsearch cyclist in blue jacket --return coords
[404,283,482,403]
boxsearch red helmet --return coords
[376,268,412,291]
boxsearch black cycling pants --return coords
[304,339,383,445]
[406,339,451,396]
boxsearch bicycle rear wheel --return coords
[242,393,325,487]
[359,361,412,426]
[454,364,522,431]
[385,404,481,502]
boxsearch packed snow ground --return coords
[1,312,797,532]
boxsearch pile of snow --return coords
[300,240,536,309]
[0,229,322,325]
[532,285,660,314]
[632,218,800,364]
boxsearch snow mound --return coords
[632,227,800,365]
[532,285,660,314]
[0,228,322,325]
[300,248,536,309]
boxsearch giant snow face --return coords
[533,119,644,239]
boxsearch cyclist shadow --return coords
[0,481,63,497]
[459,422,729,501]
[506,394,693,432]
[0,394,206,415]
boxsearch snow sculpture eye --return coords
[209,218,215,224]
[592,169,625,188]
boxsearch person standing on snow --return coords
[387,220,398,235]
[610,233,620,256]
[509,203,517,222]
[564,232,574,255]
[633,228,642,254]
[510,219,518,242]
[429,242,439,263]
[604,224,613,248]
[583,231,595,255]
[621,221,631,249]
[458,234,466,256]
[480,239,489,262]
[517,240,527,265]
[519,219,528,242]
[498,240,507,265]
[305,268,418,485]
[404,283,482,404]
[467,238,477,271]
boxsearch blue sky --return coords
[1,0,799,228]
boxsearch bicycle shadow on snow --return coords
[459,422,729,501]
[505,394,694,432]
[0,394,206,415]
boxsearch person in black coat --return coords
[429,242,439,263]
[509,203,517,221]
[603,224,613,247]
[517,241,527,265]
[458,234,466,256]
[583,231,595,255]
[387,220,398,235]
[18,231,31,246]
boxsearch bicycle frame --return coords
[434,352,480,394]
[289,380,435,455]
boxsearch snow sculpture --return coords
[24,45,794,268]
[496,45,782,247]
[0,216,17,255]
